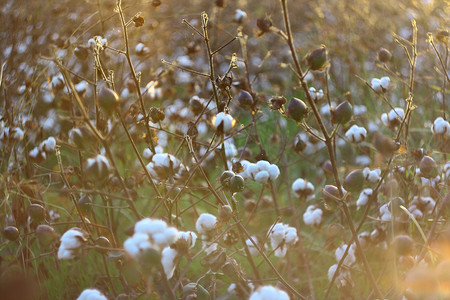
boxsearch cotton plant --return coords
[123,218,179,260]
[246,236,260,257]
[371,76,390,93]
[345,125,367,143]
[292,178,315,200]
[356,188,373,208]
[39,136,56,153]
[57,228,87,260]
[381,107,404,128]
[431,117,450,137]
[363,168,381,183]
[268,223,298,257]
[213,112,236,134]
[309,86,324,102]
[161,231,197,279]
[408,196,435,220]
[77,288,108,300]
[303,205,323,226]
[335,243,356,266]
[328,264,353,288]
[145,153,186,181]
[196,213,218,255]
[249,285,290,300]
[239,160,280,184]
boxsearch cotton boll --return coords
[328,264,352,288]
[213,112,235,134]
[267,164,280,180]
[60,228,86,249]
[363,168,381,183]
[135,218,166,235]
[58,247,75,260]
[124,233,151,258]
[77,288,108,300]
[178,231,198,249]
[269,223,298,258]
[161,247,178,279]
[249,285,290,300]
[432,117,450,136]
[371,78,382,92]
[335,243,356,266]
[345,125,367,143]
[303,205,323,226]
[254,170,270,183]
[356,189,373,208]
[40,136,56,153]
[256,160,271,171]
[292,178,315,200]
[380,76,390,90]
[202,240,218,255]
[234,9,247,23]
[246,237,259,257]
[196,213,217,235]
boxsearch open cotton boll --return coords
[292,178,315,200]
[178,231,198,249]
[254,170,270,183]
[142,146,163,160]
[267,164,280,180]
[135,218,167,235]
[335,243,356,266]
[363,168,381,183]
[371,78,382,92]
[124,233,152,258]
[345,125,367,143]
[213,112,235,134]
[303,205,323,226]
[234,9,247,23]
[77,288,108,300]
[269,223,298,258]
[153,227,179,247]
[249,285,290,300]
[246,237,259,257]
[357,189,373,208]
[161,247,178,279]
[380,76,390,90]
[328,264,352,288]
[196,213,217,235]
[432,117,450,136]
[60,228,86,250]
[379,203,392,221]
[40,136,56,153]
[256,160,271,171]
[202,240,218,255]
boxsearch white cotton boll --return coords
[409,205,423,219]
[380,76,390,90]
[254,170,270,183]
[246,163,259,178]
[445,161,450,178]
[357,189,373,208]
[249,285,290,300]
[213,112,234,134]
[292,178,315,199]
[40,137,56,153]
[77,288,108,300]
[345,125,367,143]
[152,153,170,168]
[379,203,392,221]
[178,231,197,249]
[270,223,286,244]
[196,213,217,235]
[234,9,247,23]
[328,264,351,288]
[11,128,24,141]
[58,247,75,260]
[143,148,153,160]
[202,240,218,255]
[223,140,237,157]
[161,247,178,279]
[162,227,179,246]
[303,205,323,226]
[285,227,298,244]
[137,219,167,235]
[256,160,271,171]
[432,117,450,136]
[246,237,259,257]
[388,108,404,121]
[371,78,382,92]
[353,105,367,116]
[267,164,280,180]
[60,228,86,249]
[292,178,306,191]
[335,243,356,266]
[355,155,371,166]
[363,168,381,183]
